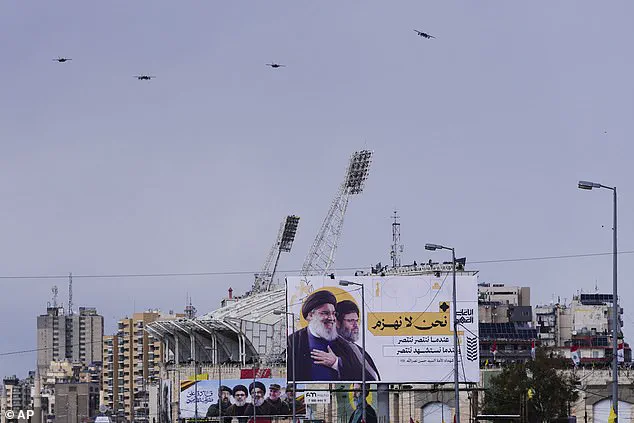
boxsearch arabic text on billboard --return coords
[285,275,480,383]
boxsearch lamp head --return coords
[273,310,283,315]
[578,180,600,190]
[425,243,440,251]
[339,280,350,286]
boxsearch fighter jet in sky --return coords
[413,30,435,39]
[266,62,286,69]
[134,75,156,80]
[53,57,72,63]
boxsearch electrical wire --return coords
[0,249,632,281]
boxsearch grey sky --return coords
[1,2,633,379]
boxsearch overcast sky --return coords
[1,1,633,379]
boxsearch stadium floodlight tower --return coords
[253,215,300,293]
[267,215,300,290]
[301,150,373,276]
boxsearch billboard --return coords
[285,275,479,383]
[179,377,306,418]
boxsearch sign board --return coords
[179,377,298,418]
[304,391,331,404]
[285,275,480,384]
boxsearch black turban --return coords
[301,290,337,318]
[232,384,248,396]
[219,385,232,394]
[249,381,266,394]
[335,300,359,322]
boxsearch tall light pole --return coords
[204,345,223,423]
[274,309,297,423]
[339,280,366,423]
[578,180,619,421]
[266,215,300,290]
[425,243,460,423]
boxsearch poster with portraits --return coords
[285,275,480,383]
[179,377,305,418]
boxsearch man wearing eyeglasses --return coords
[289,289,361,381]
[336,300,380,381]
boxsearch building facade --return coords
[102,311,167,423]
[54,383,99,423]
[534,292,631,365]
[477,283,537,365]
[37,307,104,371]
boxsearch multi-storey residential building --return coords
[534,293,631,365]
[54,383,99,423]
[40,361,76,423]
[102,311,169,423]
[1,374,34,423]
[36,307,104,371]
[478,283,537,365]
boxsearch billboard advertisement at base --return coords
[285,275,479,384]
[179,378,306,419]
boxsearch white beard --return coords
[235,398,246,407]
[309,317,339,341]
[254,398,264,406]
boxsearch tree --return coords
[482,348,579,423]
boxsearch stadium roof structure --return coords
[146,288,287,366]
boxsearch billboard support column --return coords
[339,279,366,423]
[452,247,460,423]
[377,384,390,423]
[425,243,461,423]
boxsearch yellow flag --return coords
[527,388,534,400]
[187,373,209,381]
[608,406,617,423]
[484,359,489,366]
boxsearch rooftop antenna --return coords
[68,273,73,315]
[301,150,373,276]
[390,210,403,268]
[595,279,599,293]
[185,295,196,319]
[52,285,59,308]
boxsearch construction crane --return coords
[252,215,300,293]
[300,150,373,277]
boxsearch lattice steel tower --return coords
[253,215,300,292]
[390,210,403,268]
[301,150,373,276]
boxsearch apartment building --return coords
[478,283,536,365]
[102,311,167,423]
[54,383,99,423]
[535,293,631,365]
[36,307,104,371]
[1,374,34,423]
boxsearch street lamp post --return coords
[578,180,619,421]
[203,345,223,423]
[274,309,297,423]
[425,243,460,423]
[339,280,366,423]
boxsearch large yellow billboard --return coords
[285,275,479,383]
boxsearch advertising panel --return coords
[179,377,305,419]
[285,275,479,383]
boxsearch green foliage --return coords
[482,348,579,423]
